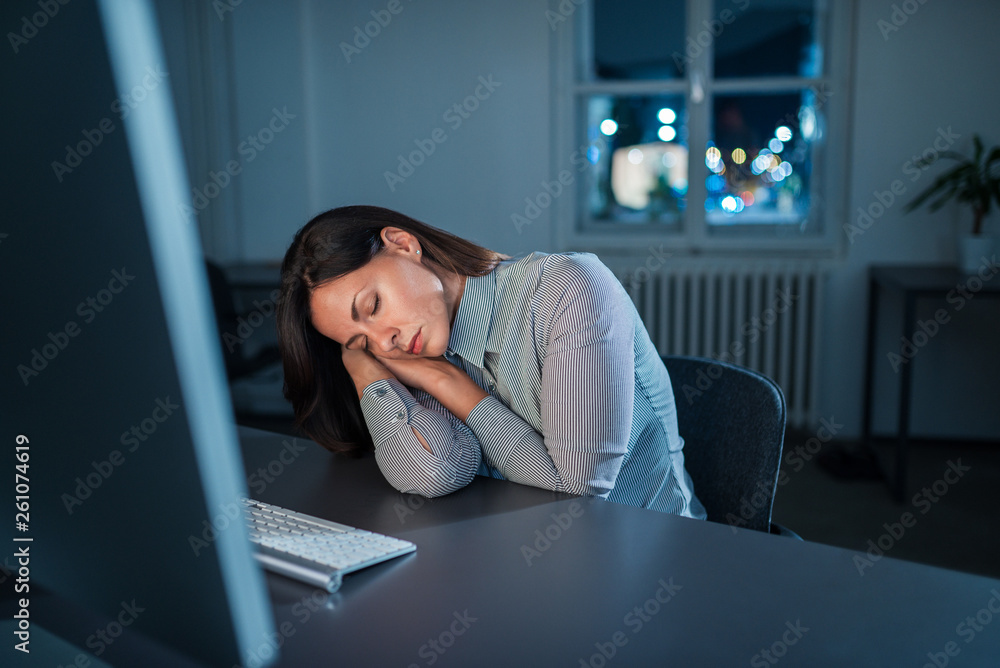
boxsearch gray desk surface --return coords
[238,427,1000,667]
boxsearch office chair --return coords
[205,260,282,381]
[662,355,801,539]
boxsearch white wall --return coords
[296,0,555,258]
[824,0,1000,439]
[170,0,1000,440]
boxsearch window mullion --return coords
[684,0,715,248]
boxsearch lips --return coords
[407,329,423,355]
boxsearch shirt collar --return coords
[447,270,496,368]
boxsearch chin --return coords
[425,337,447,358]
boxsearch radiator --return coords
[609,260,827,428]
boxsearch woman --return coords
[277,205,705,518]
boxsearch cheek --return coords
[399,267,446,318]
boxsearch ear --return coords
[380,227,421,256]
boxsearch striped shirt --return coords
[360,252,706,518]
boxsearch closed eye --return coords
[363,295,380,351]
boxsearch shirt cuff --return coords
[359,378,418,444]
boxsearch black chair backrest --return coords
[662,355,786,533]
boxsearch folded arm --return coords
[466,259,635,497]
[345,347,481,497]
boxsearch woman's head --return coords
[309,226,456,360]
[277,205,505,454]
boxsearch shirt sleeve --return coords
[360,377,482,497]
[465,255,634,497]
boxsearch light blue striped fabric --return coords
[361,252,706,518]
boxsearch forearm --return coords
[361,379,481,497]
[466,395,609,496]
[414,362,490,423]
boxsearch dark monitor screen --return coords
[1,0,276,665]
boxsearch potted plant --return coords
[904,134,1000,273]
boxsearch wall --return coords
[177,0,555,258]
[824,0,1000,439]
[163,0,1000,439]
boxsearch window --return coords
[553,0,852,253]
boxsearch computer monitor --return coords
[2,0,276,665]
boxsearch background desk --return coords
[236,427,1000,667]
[861,264,1000,501]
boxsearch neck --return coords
[446,273,467,327]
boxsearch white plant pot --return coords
[958,235,994,274]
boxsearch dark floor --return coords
[237,413,1000,581]
[772,429,1000,581]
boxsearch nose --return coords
[371,325,398,354]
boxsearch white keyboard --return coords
[242,498,416,593]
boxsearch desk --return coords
[232,427,1000,667]
[16,426,1000,666]
[861,264,1000,502]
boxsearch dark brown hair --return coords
[277,205,506,455]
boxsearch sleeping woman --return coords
[276,205,705,518]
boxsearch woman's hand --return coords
[341,345,395,399]
[375,356,451,393]
[377,356,488,422]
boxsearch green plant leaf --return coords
[906,164,975,211]
[904,135,1000,223]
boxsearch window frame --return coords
[551,0,855,257]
